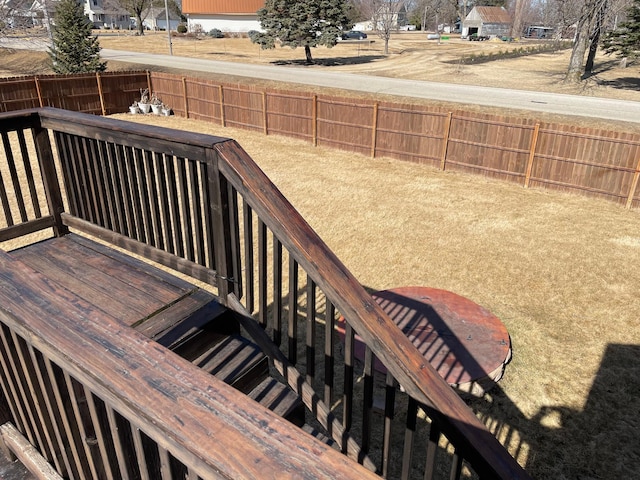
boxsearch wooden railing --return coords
[0,108,531,479]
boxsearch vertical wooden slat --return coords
[35,77,43,107]
[165,155,183,257]
[381,371,396,478]
[287,257,298,365]
[176,158,195,261]
[155,152,174,253]
[144,150,162,249]
[273,238,283,346]
[159,447,172,480]
[401,397,418,480]
[44,359,86,480]
[449,451,463,480]
[189,160,205,266]
[182,77,189,118]
[81,137,104,227]
[1,131,27,222]
[243,201,254,313]
[342,322,354,435]
[361,346,374,455]
[262,91,268,135]
[323,300,335,405]
[17,129,42,219]
[96,72,106,116]
[371,102,379,158]
[124,147,146,242]
[199,161,214,269]
[105,407,131,480]
[440,112,453,171]
[219,86,226,127]
[10,332,57,467]
[305,279,316,385]
[424,422,441,480]
[524,123,540,188]
[312,94,318,146]
[0,326,34,446]
[86,139,109,229]
[84,388,115,480]
[131,426,150,480]
[258,220,268,328]
[25,345,70,476]
[63,374,101,479]
[133,148,153,245]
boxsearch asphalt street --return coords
[100,48,640,124]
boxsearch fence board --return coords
[317,97,374,155]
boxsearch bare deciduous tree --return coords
[352,0,407,54]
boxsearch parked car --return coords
[341,31,367,40]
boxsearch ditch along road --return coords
[100,49,640,125]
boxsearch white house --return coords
[83,0,130,29]
[182,0,263,33]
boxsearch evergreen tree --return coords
[251,0,352,64]
[603,0,640,60]
[49,0,106,74]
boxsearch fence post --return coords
[440,112,452,171]
[524,123,540,188]
[370,102,378,158]
[626,155,640,209]
[96,72,106,116]
[34,77,43,107]
[182,77,189,119]
[312,95,317,147]
[146,71,152,98]
[262,92,268,135]
[219,85,225,127]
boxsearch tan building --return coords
[462,6,512,38]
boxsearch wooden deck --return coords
[0,108,531,479]
[1,233,306,440]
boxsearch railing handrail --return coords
[0,249,380,480]
[213,139,531,479]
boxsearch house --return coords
[182,0,263,33]
[353,0,409,32]
[142,7,181,31]
[83,0,130,29]
[462,6,512,38]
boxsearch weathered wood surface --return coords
[0,245,381,479]
[11,234,209,330]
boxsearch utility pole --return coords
[164,0,172,55]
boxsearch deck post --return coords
[33,118,68,237]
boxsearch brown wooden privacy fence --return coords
[1,70,638,209]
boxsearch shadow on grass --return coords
[270,55,386,67]
[469,343,640,479]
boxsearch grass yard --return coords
[110,112,640,480]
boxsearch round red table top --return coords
[371,286,511,386]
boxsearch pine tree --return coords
[251,0,352,64]
[603,0,640,60]
[49,0,106,74]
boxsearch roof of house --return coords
[468,6,512,24]
[182,0,263,15]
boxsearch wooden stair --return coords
[156,308,306,428]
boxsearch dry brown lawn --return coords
[108,112,640,480]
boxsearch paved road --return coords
[1,34,637,124]
[101,49,640,124]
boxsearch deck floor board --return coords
[7,234,220,331]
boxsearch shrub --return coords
[208,28,224,38]
[177,23,187,34]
